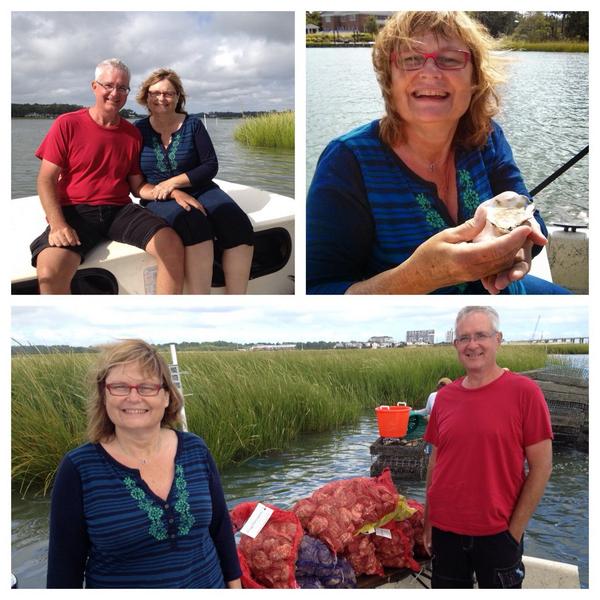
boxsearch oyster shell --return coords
[486,191,535,234]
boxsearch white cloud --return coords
[11,11,294,112]
[10,298,589,347]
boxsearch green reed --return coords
[12,345,549,494]
[499,39,588,52]
[233,111,294,149]
[545,343,588,355]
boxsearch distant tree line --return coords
[295,341,338,350]
[11,344,91,355]
[469,11,588,41]
[12,340,343,354]
[12,103,286,120]
[12,103,141,119]
[12,103,84,118]
[306,11,588,41]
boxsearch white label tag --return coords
[240,503,274,539]
[375,528,393,539]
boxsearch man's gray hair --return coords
[455,306,500,332]
[95,58,130,81]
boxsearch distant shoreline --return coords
[11,115,247,120]
[306,40,589,52]
[12,109,289,120]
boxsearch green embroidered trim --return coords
[152,132,181,174]
[167,133,181,171]
[458,169,480,217]
[123,476,167,541]
[415,192,446,231]
[152,136,169,175]
[123,464,195,540]
[174,464,195,535]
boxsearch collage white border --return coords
[4,0,596,596]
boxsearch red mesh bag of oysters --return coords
[230,501,304,589]
[371,518,421,571]
[291,469,399,575]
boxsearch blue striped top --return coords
[306,119,546,294]
[47,430,241,588]
[135,115,219,195]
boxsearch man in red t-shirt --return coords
[31,58,184,294]
[423,306,553,588]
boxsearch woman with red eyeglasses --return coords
[46,339,241,588]
[130,69,254,295]
[307,11,569,295]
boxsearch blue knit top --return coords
[135,115,219,196]
[306,119,546,294]
[46,430,241,588]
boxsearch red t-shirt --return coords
[35,108,142,206]
[424,371,553,535]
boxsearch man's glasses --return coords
[105,382,166,396]
[455,331,498,345]
[148,91,178,99]
[95,81,130,94]
[392,49,471,71]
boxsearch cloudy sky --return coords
[11,297,588,347]
[11,11,294,113]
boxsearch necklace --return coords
[395,141,453,175]
[116,435,162,465]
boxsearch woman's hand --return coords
[171,190,207,215]
[479,217,547,294]
[151,179,178,200]
[347,205,534,294]
[403,205,536,291]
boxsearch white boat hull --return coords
[379,555,580,589]
[12,179,294,294]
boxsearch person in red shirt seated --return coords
[423,306,553,588]
[30,58,184,294]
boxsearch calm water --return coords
[11,356,588,588]
[11,117,294,199]
[307,49,588,224]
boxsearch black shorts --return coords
[431,527,525,589]
[30,203,170,267]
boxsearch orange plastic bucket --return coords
[375,403,411,437]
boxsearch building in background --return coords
[320,11,393,32]
[368,335,395,348]
[406,330,435,345]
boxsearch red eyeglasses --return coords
[392,49,471,71]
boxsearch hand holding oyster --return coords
[473,191,536,242]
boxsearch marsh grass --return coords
[546,343,589,355]
[499,39,588,52]
[12,345,552,494]
[233,111,294,149]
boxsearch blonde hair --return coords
[372,11,505,149]
[86,339,184,443]
[136,68,187,114]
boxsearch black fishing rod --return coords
[529,145,589,197]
